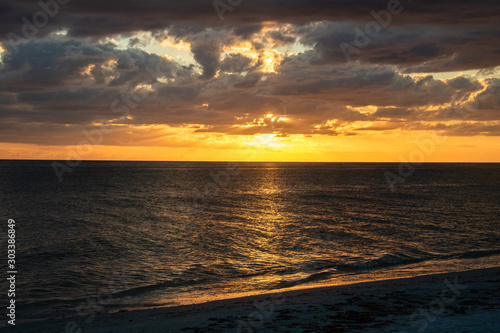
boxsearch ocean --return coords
[1,161,499,325]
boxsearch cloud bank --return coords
[0,0,499,148]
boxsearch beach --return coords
[6,266,499,332]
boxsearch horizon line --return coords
[1,159,500,164]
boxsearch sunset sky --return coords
[1,0,499,162]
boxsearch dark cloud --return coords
[373,107,413,119]
[2,2,499,73]
[0,0,499,145]
[0,37,190,92]
[263,60,484,108]
[295,22,500,71]
[0,39,111,88]
[0,35,496,140]
[220,54,253,73]
[232,73,261,89]
[1,0,499,40]
[266,29,296,47]
[190,38,221,80]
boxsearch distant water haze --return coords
[1,161,499,324]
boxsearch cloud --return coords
[0,33,497,140]
[264,60,484,108]
[2,0,499,40]
[0,0,499,147]
[294,22,500,71]
[0,37,188,92]
[220,54,253,73]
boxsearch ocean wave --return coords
[111,277,211,299]
[336,249,500,272]
[452,249,500,259]
[336,253,423,271]
[274,249,500,289]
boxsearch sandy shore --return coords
[6,267,500,332]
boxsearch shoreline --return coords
[5,266,500,332]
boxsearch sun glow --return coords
[249,134,283,148]
[0,43,5,63]
[235,113,291,130]
[222,42,284,73]
[260,49,285,73]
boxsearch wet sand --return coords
[6,266,500,332]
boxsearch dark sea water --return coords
[1,161,499,325]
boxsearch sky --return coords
[0,0,499,162]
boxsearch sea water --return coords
[1,161,499,324]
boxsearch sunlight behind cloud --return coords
[0,1,499,162]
